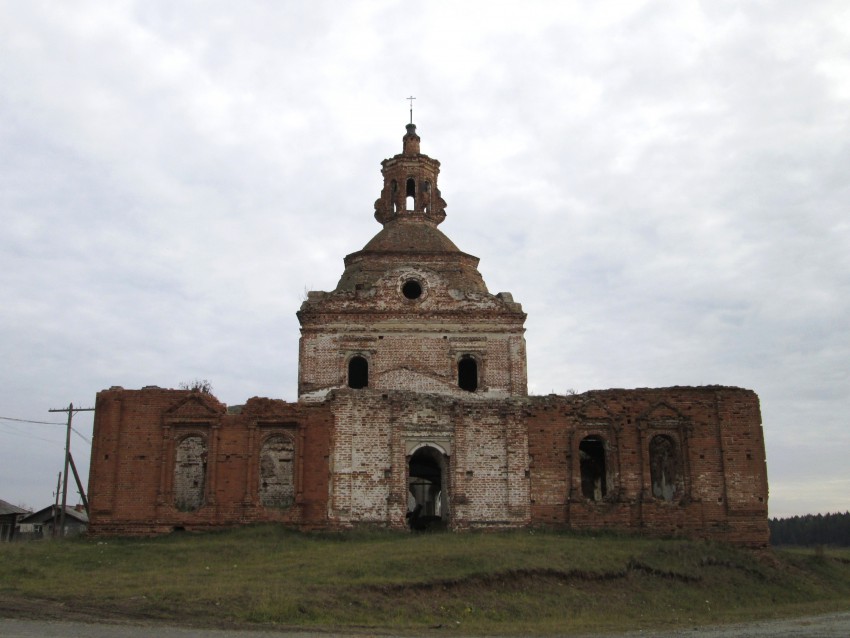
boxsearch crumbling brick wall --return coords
[298,263,527,402]
[87,388,332,535]
[525,386,769,546]
[88,385,767,545]
[326,389,530,529]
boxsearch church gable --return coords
[637,401,690,429]
[378,367,455,396]
[578,396,617,422]
[163,393,224,424]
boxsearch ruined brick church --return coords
[88,123,769,545]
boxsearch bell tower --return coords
[297,123,527,401]
[373,123,447,227]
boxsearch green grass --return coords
[2,526,850,634]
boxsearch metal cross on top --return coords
[406,95,416,123]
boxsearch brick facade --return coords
[88,389,332,535]
[525,388,768,545]
[87,124,769,545]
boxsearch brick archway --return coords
[407,445,449,530]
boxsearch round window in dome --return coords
[402,279,423,300]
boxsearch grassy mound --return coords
[2,526,849,634]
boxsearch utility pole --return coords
[52,472,61,539]
[49,403,94,538]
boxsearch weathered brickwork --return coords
[87,388,332,535]
[525,388,768,545]
[87,123,769,545]
[322,390,530,529]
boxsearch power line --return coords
[71,427,91,445]
[0,415,66,426]
[0,425,63,445]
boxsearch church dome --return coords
[331,123,489,294]
[361,218,460,253]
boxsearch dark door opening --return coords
[407,446,447,531]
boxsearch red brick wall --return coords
[88,385,768,546]
[87,388,332,535]
[526,387,769,546]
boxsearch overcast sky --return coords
[1,1,848,519]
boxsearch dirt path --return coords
[609,611,850,637]
[2,612,850,638]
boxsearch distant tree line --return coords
[769,512,850,546]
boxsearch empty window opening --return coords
[405,177,415,210]
[407,446,447,531]
[402,279,422,300]
[259,434,295,508]
[649,435,681,502]
[579,436,607,501]
[458,356,478,392]
[174,435,206,512]
[348,355,369,389]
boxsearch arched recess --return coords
[348,355,369,389]
[579,435,608,501]
[174,434,207,511]
[649,435,682,502]
[259,434,295,508]
[407,445,449,530]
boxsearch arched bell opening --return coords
[407,445,449,531]
[405,177,416,211]
[390,179,398,213]
[422,180,431,213]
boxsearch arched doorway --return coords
[407,445,448,530]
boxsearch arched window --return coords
[259,434,295,508]
[579,435,607,501]
[348,355,368,389]
[174,435,206,511]
[649,435,681,502]
[405,177,416,210]
[458,356,478,392]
